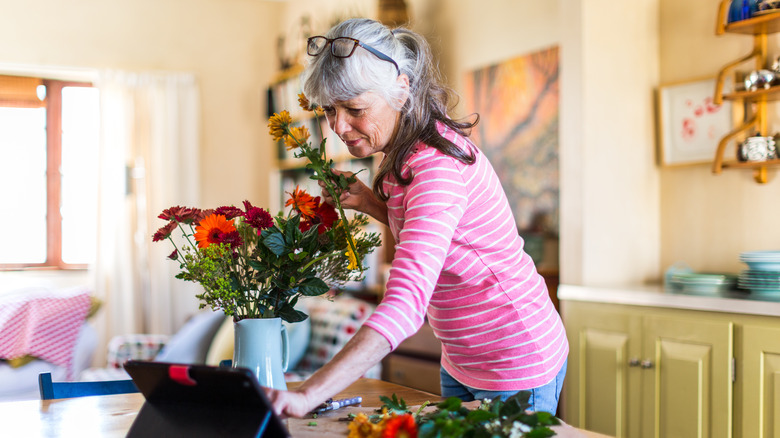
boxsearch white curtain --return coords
[91,71,202,365]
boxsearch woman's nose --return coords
[330,111,350,136]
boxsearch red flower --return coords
[159,206,203,224]
[152,221,178,242]
[300,197,339,234]
[220,230,243,249]
[167,250,179,260]
[382,414,417,438]
[242,200,274,231]
[194,214,237,249]
[215,206,244,220]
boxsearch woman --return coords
[265,18,568,418]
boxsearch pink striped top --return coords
[363,122,568,391]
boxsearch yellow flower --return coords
[298,93,312,112]
[298,93,323,114]
[346,239,359,270]
[347,412,389,438]
[284,125,310,151]
[268,110,292,142]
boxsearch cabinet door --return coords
[641,316,733,438]
[741,325,780,438]
[563,302,642,438]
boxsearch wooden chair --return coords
[38,372,138,400]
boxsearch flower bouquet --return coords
[152,94,381,324]
[348,393,560,438]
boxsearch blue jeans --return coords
[439,359,567,415]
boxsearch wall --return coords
[0,0,282,210]
[659,0,780,274]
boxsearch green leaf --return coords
[436,397,462,411]
[297,277,329,296]
[378,393,408,414]
[285,215,301,244]
[465,409,495,423]
[262,230,286,256]
[277,302,307,323]
[499,390,532,418]
[524,427,556,438]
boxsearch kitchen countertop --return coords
[558,284,780,317]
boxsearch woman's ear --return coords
[396,73,410,108]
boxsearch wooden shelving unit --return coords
[713,1,780,183]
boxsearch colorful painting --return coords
[463,46,559,235]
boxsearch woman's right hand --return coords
[319,169,388,225]
[319,169,374,212]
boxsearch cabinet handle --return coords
[640,360,654,369]
[628,358,641,367]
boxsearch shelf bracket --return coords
[714,48,763,105]
[712,115,759,174]
[715,0,730,36]
[754,166,769,183]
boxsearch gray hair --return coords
[301,18,408,110]
[302,18,477,200]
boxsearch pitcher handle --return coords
[280,324,289,372]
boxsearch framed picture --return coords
[657,77,734,166]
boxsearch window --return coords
[0,75,99,269]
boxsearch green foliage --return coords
[163,209,380,323]
[377,392,561,438]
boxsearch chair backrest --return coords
[38,372,139,400]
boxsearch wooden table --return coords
[0,378,609,437]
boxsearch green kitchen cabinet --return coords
[739,324,780,438]
[563,301,734,438]
[640,315,733,438]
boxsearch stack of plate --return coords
[669,272,737,296]
[738,251,780,300]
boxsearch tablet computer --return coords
[124,360,289,438]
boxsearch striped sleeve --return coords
[363,150,467,349]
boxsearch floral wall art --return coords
[657,77,732,166]
[463,46,560,238]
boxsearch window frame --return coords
[0,77,94,271]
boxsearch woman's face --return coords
[322,92,400,158]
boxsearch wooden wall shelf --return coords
[724,12,780,35]
[723,86,780,101]
[712,0,780,183]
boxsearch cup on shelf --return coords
[744,69,776,91]
[738,135,777,162]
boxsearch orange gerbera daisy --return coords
[284,125,310,151]
[381,414,417,438]
[285,186,317,219]
[194,214,236,249]
[268,110,292,142]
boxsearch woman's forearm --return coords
[297,326,391,409]
[360,197,389,226]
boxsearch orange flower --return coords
[285,186,317,219]
[194,214,236,249]
[381,414,417,438]
[268,110,292,142]
[284,125,310,150]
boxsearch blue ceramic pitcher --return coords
[233,317,289,390]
